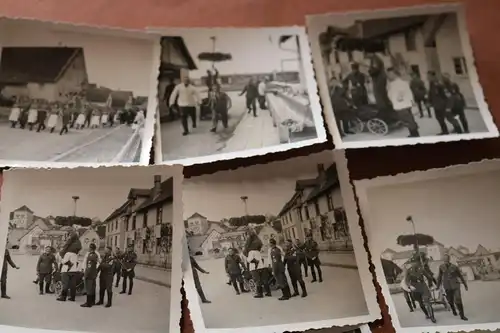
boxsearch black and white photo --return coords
[354,158,500,333]
[182,151,378,333]
[307,4,498,149]
[154,27,325,165]
[0,166,183,333]
[0,19,159,167]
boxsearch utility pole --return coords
[240,196,249,217]
[72,196,80,217]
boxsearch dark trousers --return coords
[10,121,17,128]
[38,273,52,293]
[396,107,419,136]
[415,98,431,117]
[246,98,257,116]
[113,268,121,287]
[121,270,134,294]
[37,122,46,132]
[412,291,430,317]
[1,272,7,297]
[84,116,91,128]
[258,96,267,110]
[61,272,77,300]
[85,278,96,296]
[298,257,308,277]
[403,290,416,311]
[287,266,306,295]
[434,107,462,134]
[452,107,469,133]
[60,124,69,135]
[229,273,245,293]
[445,288,465,315]
[99,274,113,301]
[308,257,322,281]
[180,106,197,133]
[252,268,271,296]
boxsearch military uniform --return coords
[1,249,18,299]
[343,71,368,107]
[113,250,123,287]
[36,252,56,294]
[295,242,308,277]
[224,253,247,294]
[405,262,436,322]
[284,243,307,297]
[304,238,322,282]
[428,79,461,135]
[410,76,430,118]
[437,262,468,320]
[268,245,291,301]
[97,253,114,307]
[121,249,137,295]
[81,250,100,307]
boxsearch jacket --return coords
[37,253,56,274]
[225,254,243,275]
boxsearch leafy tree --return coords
[227,215,266,227]
[95,225,106,239]
[54,216,92,227]
[271,219,282,233]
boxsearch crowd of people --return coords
[190,226,324,304]
[7,93,146,136]
[331,53,470,138]
[399,252,469,324]
[0,229,139,310]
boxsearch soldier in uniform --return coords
[343,63,368,108]
[268,238,291,301]
[427,71,462,135]
[81,243,100,308]
[437,254,468,321]
[405,256,437,323]
[113,246,123,288]
[304,234,322,283]
[409,71,431,118]
[294,238,308,277]
[36,245,56,295]
[284,239,307,298]
[96,246,114,308]
[1,246,20,299]
[224,248,247,295]
[120,244,138,295]
[190,255,211,303]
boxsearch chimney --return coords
[153,175,162,196]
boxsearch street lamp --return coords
[72,196,80,217]
[240,196,249,217]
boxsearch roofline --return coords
[53,48,81,83]
[135,196,173,213]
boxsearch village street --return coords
[0,123,135,163]
[161,91,280,162]
[343,108,488,142]
[192,257,368,329]
[393,280,500,327]
[0,254,171,333]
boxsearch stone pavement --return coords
[343,107,489,142]
[1,254,170,333]
[134,264,172,288]
[318,251,358,269]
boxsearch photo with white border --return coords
[0,165,183,333]
[181,150,378,333]
[150,27,326,166]
[354,158,500,333]
[0,18,160,168]
[307,3,498,149]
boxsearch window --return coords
[314,201,320,216]
[404,30,417,51]
[297,207,303,221]
[142,240,147,254]
[291,228,296,239]
[143,212,148,228]
[156,238,162,254]
[132,215,136,230]
[125,217,129,231]
[115,220,118,230]
[305,206,310,220]
[347,50,354,62]
[107,224,110,233]
[156,206,163,225]
[327,193,334,211]
[453,57,468,75]
[114,235,118,247]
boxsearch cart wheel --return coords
[246,280,256,293]
[48,281,56,294]
[55,281,63,296]
[349,117,364,134]
[367,118,389,136]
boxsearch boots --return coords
[96,290,105,305]
[105,292,112,308]
[254,285,263,298]
[457,303,468,321]
[278,286,291,301]
[299,280,307,298]
[80,294,93,308]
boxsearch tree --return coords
[271,219,282,233]
[95,225,106,239]
[227,215,266,227]
[54,216,92,227]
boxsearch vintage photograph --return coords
[355,159,500,333]
[156,27,325,165]
[0,166,181,333]
[182,151,377,333]
[0,20,157,166]
[307,4,498,148]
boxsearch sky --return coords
[178,29,302,79]
[183,151,335,221]
[0,166,177,221]
[364,169,500,254]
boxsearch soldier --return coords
[224,248,247,295]
[189,255,211,303]
[113,246,123,288]
[343,63,368,107]
[36,101,48,132]
[427,71,462,135]
[304,234,322,283]
[96,246,114,308]
[81,243,100,308]
[437,254,468,321]
[409,71,431,118]
[60,105,71,135]
[284,239,307,298]
[1,247,20,299]
[36,245,56,295]
[294,238,308,277]
[120,244,138,295]
[268,238,291,301]
[405,257,437,323]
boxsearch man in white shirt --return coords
[257,78,268,110]
[169,76,201,136]
[386,67,420,137]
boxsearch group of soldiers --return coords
[7,93,143,135]
[332,54,470,137]
[401,252,469,324]
[190,227,324,304]
[0,230,139,310]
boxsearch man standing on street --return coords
[1,246,19,299]
[120,244,138,295]
[190,255,211,303]
[268,238,291,301]
[437,254,468,321]
[294,238,308,277]
[409,71,431,118]
[169,76,200,136]
[284,239,307,298]
[36,245,56,295]
[386,67,420,138]
[81,243,100,308]
[96,246,114,308]
[224,248,247,295]
[304,234,322,283]
[240,78,259,117]
[427,71,462,135]
[210,84,231,133]
[113,246,123,288]
[343,63,368,107]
